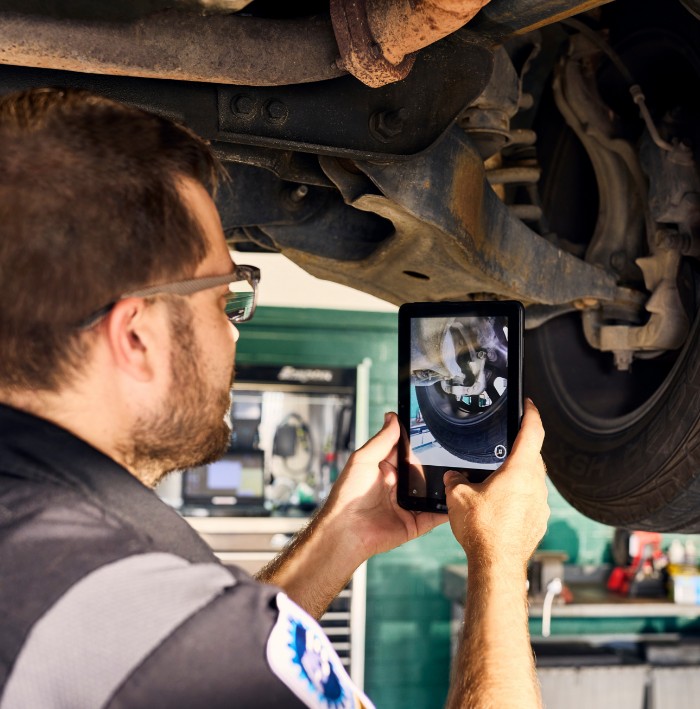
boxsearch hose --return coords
[541,577,563,638]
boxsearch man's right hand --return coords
[443,399,549,709]
[443,398,550,571]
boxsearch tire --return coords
[415,383,507,465]
[526,312,700,531]
[524,2,700,531]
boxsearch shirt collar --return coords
[0,404,216,562]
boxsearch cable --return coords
[562,17,675,152]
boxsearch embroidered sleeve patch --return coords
[266,592,374,709]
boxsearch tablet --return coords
[397,301,524,513]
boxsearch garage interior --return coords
[2,0,700,706]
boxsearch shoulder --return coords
[107,584,374,709]
[265,592,375,709]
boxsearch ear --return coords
[102,298,163,382]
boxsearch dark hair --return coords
[0,87,221,391]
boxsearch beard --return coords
[120,298,234,487]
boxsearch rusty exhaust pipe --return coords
[331,0,492,87]
[0,10,345,87]
[367,0,493,64]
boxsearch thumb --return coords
[353,412,400,463]
[444,470,473,497]
[506,398,544,465]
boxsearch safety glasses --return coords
[79,264,260,328]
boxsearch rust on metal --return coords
[367,0,493,65]
[330,0,416,89]
[450,146,488,250]
[0,10,345,86]
[330,0,493,87]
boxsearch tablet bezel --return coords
[397,300,524,513]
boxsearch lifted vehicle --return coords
[2,0,699,530]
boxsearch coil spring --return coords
[485,128,549,233]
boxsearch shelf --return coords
[443,564,700,621]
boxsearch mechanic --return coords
[0,87,549,708]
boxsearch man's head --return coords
[0,87,220,392]
[0,88,249,486]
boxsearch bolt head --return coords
[231,94,255,117]
[264,99,289,124]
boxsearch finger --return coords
[379,459,398,486]
[353,412,400,463]
[507,398,545,463]
[443,470,470,494]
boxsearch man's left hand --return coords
[319,412,447,564]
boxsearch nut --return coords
[264,99,289,125]
[369,108,407,143]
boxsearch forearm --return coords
[446,562,541,709]
[255,507,364,619]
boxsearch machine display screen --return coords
[183,451,265,505]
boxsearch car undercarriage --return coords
[2,0,700,530]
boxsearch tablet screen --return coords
[398,301,523,512]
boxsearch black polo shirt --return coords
[0,405,371,709]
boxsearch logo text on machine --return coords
[278,366,334,384]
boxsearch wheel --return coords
[415,379,508,465]
[524,1,700,531]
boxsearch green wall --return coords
[235,306,700,709]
